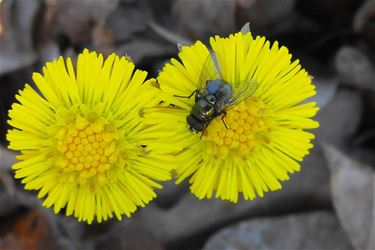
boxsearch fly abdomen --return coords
[187,115,205,132]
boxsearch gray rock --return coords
[203,211,353,250]
[322,144,375,250]
[239,0,296,35]
[315,89,362,147]
[335,46,375,91]
[0,145,17,170]
[308,77,338,109]
[105,4,149,43]
[0,52,37,76]
[56,216,86,250]
[0,147,17,217]
[0,169,17,216]
[353,0,375,33]
[95,216,164,250]
[350,147,375,168]
[117,39,175,64]
[147,20,193,47]
[154,179,189,209]
[0,0,40,75]
[140,145,330,243]
[0,189,69,250]
[38,41,61,63]
[48,0,119,44]
[172,0,236,41]
[0,207,62,250]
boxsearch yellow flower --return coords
[149,30,319,202]
[7,49,171,223]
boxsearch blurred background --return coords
[0,0,374,249]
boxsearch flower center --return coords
[203,97,271,160]
[56,114,121,185]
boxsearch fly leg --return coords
[200,130,205,140]
[221,111,228,129]
[174,90,197,99]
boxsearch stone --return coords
[203,211,352,250]
[0,190,68,250]
[0,0,40,76]
[239,0,296,35]
[95,216,164,250]
[117,39,175,64]
[350,147,375,168]
[105,3,149,43]
[140,145,330,243]
[0,146,17,170]
[56,216,86,250]
[322,144,375,250]
[0,209,62,250]
[315,89,362,147]
[154,180,189,209]
[335,46,375,91]
[353,0,375,33]
[47,0,119,45]
[172,0,236,41]
[308,77,338,109]
[0,169,17,216]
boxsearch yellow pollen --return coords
[247,116,255,123]
[232,111,239,119]
[56,115,121,184]
[86,155,93,162]
[224,137,232,145]
[66,136,73,143]
[76,163,83,171]
[238,119,245,126]
[66,151,73,159]
[204,98,271,160]
[230,122,238,130]
[88,135,95,142]
[237,127,245,134]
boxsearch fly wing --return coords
[224,79,258,110]
[197,52,221,95]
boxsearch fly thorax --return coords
[206,80,222,94]
[192,99,215,120]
